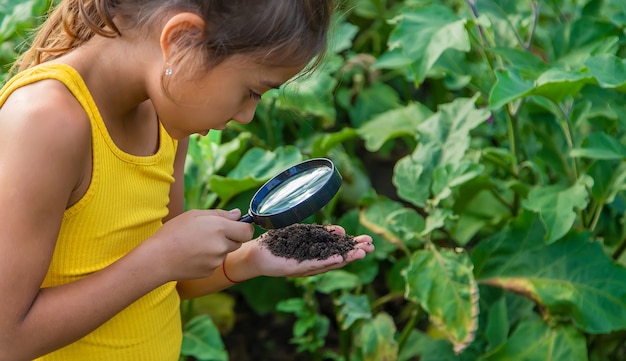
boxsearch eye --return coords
[249,90,262,101]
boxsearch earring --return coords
[165,68,173,76]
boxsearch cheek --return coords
[202,89,248,116]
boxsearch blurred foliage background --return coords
[4,0,626,360]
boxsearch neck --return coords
[50,34,166,156]
[54,34,162,125]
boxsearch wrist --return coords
[223,242,260,283]
[130,238,173,286]
[222,255,242,284]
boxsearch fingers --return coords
[324,225,345,235]
[203,208,243,221]
[194,209,254,243]
[354,234,373,243]
[353,235,374,254]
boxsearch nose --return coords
[232,103,257,125]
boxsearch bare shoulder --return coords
[0,79,91,149]
[0,78,91,203]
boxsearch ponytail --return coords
[12,0,119,73]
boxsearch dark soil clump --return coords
[263,223,357,262]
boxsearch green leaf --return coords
[551,17,620,66]
[472,212,626,334]
[386,5,470,84]
[490,47,549,78]
[227,146,303,179]
[398,330,461,361]
[373,47,414,70]
[356,313,399,361]
[0,0,36,40]
[484,296,509,350]
[404,248,479,354]
[533,67,595,103]
[184,132,252,210]
[602,163,626,204]
[357,102,433,152]
[188,293,236,334]
[209,146,303,205]
[337,294,372,330]
[276,298,306,314]
[452,177,513,245]
[394,95,490,208]
[488,68,534,110]
[273,68,337,125]
[482,318,587,361]
[349,82,401,127]
[235,277,294,315]
[585,54,626,90]
[522,175,593,243]
[181,315,228,361]
[431,161,485,206]
[310,127,359,158]
[421,208,454,237]
[209,176,263,207]
[329,20,359,53]
[315,269,361,294]
[570,132,626,160]
[347,0,380,19]
[360,197,425,249]
[489,66,595,109]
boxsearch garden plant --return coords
[3,0,626,360]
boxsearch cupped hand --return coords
[243,225,374,278]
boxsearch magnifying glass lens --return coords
[239,158,342,229]
[256,167,331,215]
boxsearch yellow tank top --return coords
[0,63,182,360]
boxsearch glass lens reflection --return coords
[256,166,331,215]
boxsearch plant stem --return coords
[525,1,540,50]
[612,235,626,260]
[588,199,605,232]
[397,308,419,352]
[481,152,517,177]
[557,102,580,182]
[370,291,406,310]
[488,186,515,213]
[504,109,520,177]
[465,1,500,78]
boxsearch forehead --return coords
[221,54,307,84]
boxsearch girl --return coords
[0,1,374,360]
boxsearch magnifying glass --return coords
[239,158,342,229]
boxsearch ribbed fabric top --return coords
[0,63,182,360]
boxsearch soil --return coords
[262,223,357,262]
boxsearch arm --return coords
[0,87,252,360]
[163,137,188,223]
[0,85,168,360]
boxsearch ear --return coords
[160,12,206,62]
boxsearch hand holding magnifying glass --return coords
[239,158,342,229]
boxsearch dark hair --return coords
[14,0,335,76]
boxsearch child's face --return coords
[152,55,305,139]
